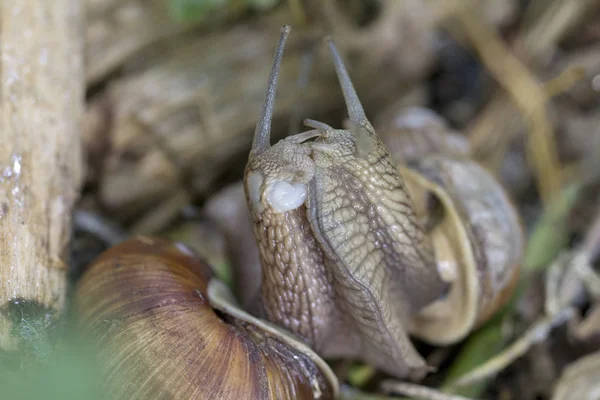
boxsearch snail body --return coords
[244,26,447,379]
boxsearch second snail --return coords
[74,25,524,399]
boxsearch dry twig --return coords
[382,381,479,400]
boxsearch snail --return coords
[242,25,524,377]
[243,25,447,380]
[73,25,525,399]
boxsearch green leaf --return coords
[441,316,505,397]
[347,363,376,388]
[523,182,582,272]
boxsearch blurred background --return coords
[2,0,600,399]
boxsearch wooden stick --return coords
[0,0,84,351]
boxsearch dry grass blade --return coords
[468,67,585,174]
[287,0,308,26]
[381,381,479,400]
[520,0,600,61]
[543,66,587,97]
[441,0,563,205]
[447,308,575,389]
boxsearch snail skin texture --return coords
[242,25,523,379]
[74,237,338,400]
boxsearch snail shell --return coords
[399,156,524,344]
[375,106,471,165]
[375,106,524,344]
[74,237,338,400]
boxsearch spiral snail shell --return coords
[375,105,525,344]
[74,237,338,400]
[399,157,523,344]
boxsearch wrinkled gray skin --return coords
[243,26,447,379]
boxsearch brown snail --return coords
[73,25,525,399]
[208,103,524,353]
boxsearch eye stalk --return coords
[324,37,375,156]
[251,25,291,156]
[324,37,368,126]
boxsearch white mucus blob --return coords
[267,180,308,213]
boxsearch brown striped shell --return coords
[73,237,338,400]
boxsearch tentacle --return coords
[325,37,368,126]
[251,25,292,155]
